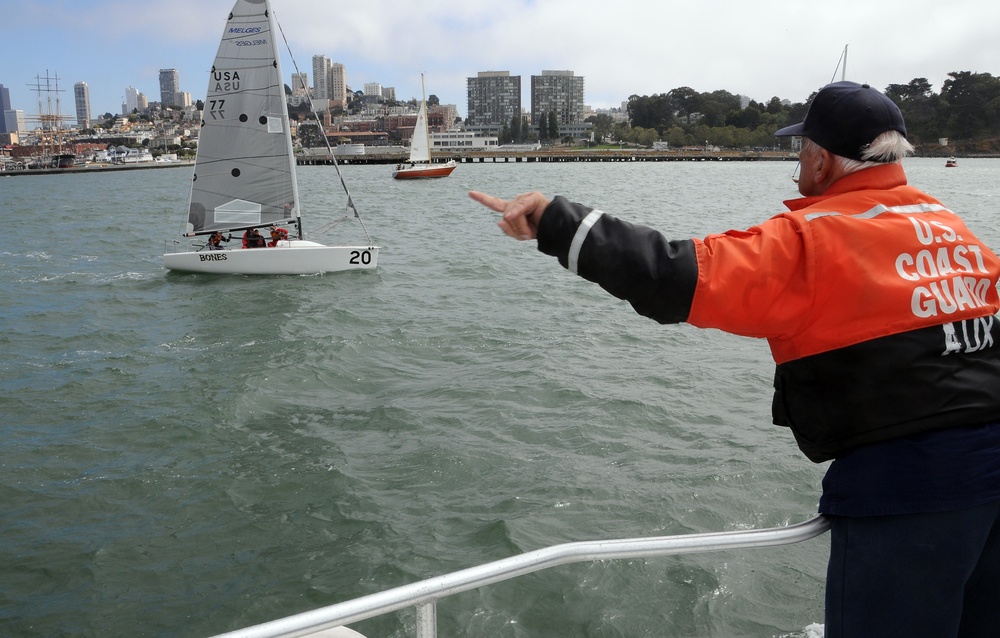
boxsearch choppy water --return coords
[2,158,998,638]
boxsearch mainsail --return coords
[187,0,298,234]
[407,74,431,164]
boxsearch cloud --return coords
[3,0,999,118]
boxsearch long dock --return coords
[298,149,798,166]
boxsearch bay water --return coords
[3,158,998,637]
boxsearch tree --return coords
[634,126,657,147]
[612,121,631,144]
[668,86,701,118]
[547,111,559,141]
[940,71,1000,141]
[885,78,933,103]
[296,123,324,147]
[885,78,939,143]
[665,126,687,147]
[585,113,614,144]
[510,114,522,143]
[727,105,761,130]
[627,93,674,133]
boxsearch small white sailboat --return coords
[392,74,457,180]
[164,0,378,275]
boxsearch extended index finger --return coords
[468,191,510,213]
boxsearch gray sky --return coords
[3,0,998,120]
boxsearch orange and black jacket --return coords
[536,164,1000,462]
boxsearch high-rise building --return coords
[159,68,180,107]
[530,70,585,127]
[74,81,91,128]
[124,86,140,115]
[363,82,383,98]
[312,55,331,100]
[4,109,26,135]
[0,83,10,133]
[291,73,309,97]
[466,71,521,128]
[311,57,347,109]
[330,63,347,108]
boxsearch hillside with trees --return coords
[614,71,1000,155]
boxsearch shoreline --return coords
[4,150,994,176]
[0,160,195,177]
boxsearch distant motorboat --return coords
[946,157,958,167]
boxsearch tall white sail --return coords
[408,76,431,164]
[187,0,298,234]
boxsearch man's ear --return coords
[814,147,842,191]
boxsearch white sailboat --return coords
[163,0,378,275]
[392,74,457,180]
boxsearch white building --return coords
[123,86,140,115]
[430,129,499,151]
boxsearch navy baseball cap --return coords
[774,81,907,161]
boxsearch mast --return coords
[831,44,848,83]
[263,0,302,239]
[27,70,70,158]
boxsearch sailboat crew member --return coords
[207,231,230,250]
[268,225,289,247]
[242,228,266,249]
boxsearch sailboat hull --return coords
[164,240,378,275]
[392,160,457,180]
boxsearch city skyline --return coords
[1,0,999,123]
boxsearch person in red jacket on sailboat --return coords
[268,225,289,247]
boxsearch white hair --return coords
[803,131,914,174]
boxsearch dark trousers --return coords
[825,500,1000,638]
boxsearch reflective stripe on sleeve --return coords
[568,210,604,275]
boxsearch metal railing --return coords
[212,515,830,638]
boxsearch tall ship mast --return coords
[26,70,73,165]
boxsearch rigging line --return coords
[273,12,374,246]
